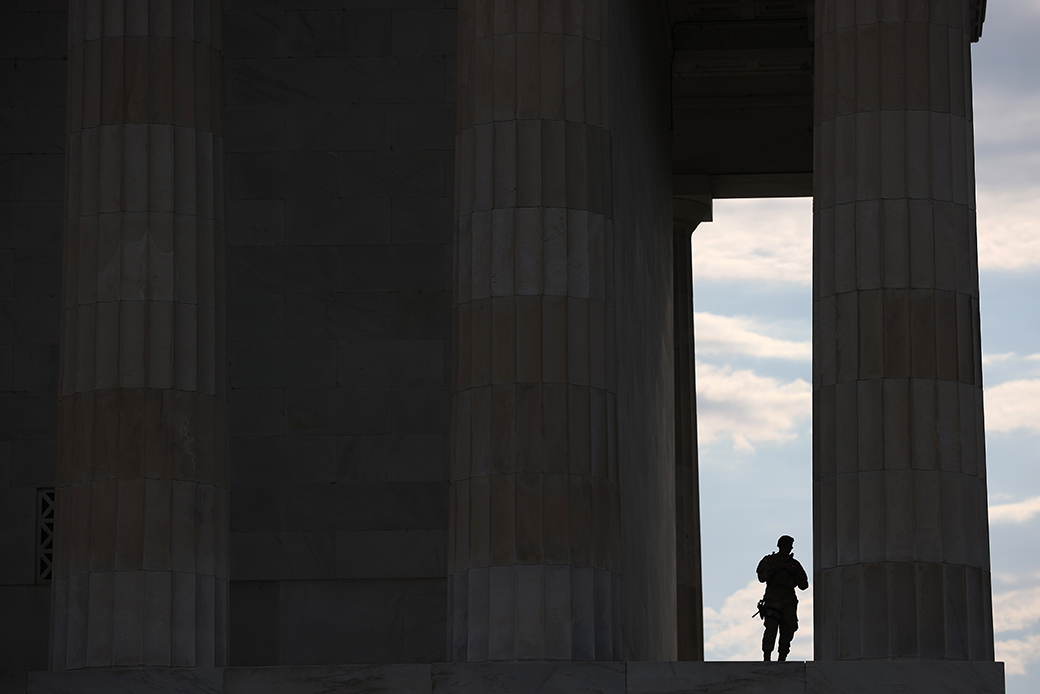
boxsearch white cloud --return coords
[984,378,1040,434]
[704,579,813,661]
[976,186,1040,272]
[696,362,811,453]
[996,634,1040,677]
[693,198,813,285]
[994,586,1040,633]
[983,352,1018,365]
[695,312,811,361]
[990,495,1040,525]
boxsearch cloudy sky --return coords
[692,4,1040,692]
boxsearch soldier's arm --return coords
[795,560,809,590]
[756,556,771,583]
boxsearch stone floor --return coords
[0,661,1005,694]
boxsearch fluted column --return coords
[813,0,993,660]
[673,200,708,661]
[448,0,621,661]
[51,1,227,669]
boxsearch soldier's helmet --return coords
[777,535,794,549]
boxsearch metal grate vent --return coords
[36,489,55,584]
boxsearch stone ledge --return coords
[7,661,1004,694]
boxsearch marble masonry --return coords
[0,0,1004,693]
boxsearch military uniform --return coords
[756,537,808,661]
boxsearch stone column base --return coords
[8,660,1004,693]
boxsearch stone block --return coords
[337,339,444,387]
[279,480,446,532]
[230,340,338,388]
[0,586,27,670]
[0,108,64,154]
[391,9,457,57]
[0,250,12,295]
[231,531,336,581]
[14,59,65,108]
[224,11,286,58]
[286,10,392,58]
[279,578,446,664]
[231,482,286,533]
[231,435,337,483]
[285,198,391,245]
[26,668,224,694]
[0,392,55,439]
[225,105,286,152]
[11,343,58,392]
[225,664,432,694]
[340,151,447,198]
[0,154,63,202]
[391,386,451,434]
[0,441,10,487]
[433,663,625,694]
[24,585,48,671]
[628,662,806,694]
[391,198,452,245]
[0,672,27,694]
[0,296,59,343]
[230,246,338,294]
[231,151,339,199]
[12,248,60,296]
[804,661,1004,694]
[391,293,451,339]
[339,57,447,104]
[285,387,391,435]
[0,202,62,248]
[226,200,285,247]
[0,536,33,584]
[229,580,279,667]
[0,60,13,107]
[227,57,339,105]
[0,344,10,391]
[228,388,284,437]
[339,245,448,292]
[285,104,390,152]
[335,529,445,579]
[337,434,446,482]
[390,104,454,152]
[0,12,65,60]
[284,292,392,341]
[230,293,284,341]
[9,439,56,488]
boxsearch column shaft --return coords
[674,224,704,661]
[448,0,621,661]
[52,0,227,669]
[813,0,993,660]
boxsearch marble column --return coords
[448,0,621,661]
[51,0,227,669]
[813,0,993,660]
[673,200,708,661]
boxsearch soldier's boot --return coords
[778,652,787,662]
[763,652,771,662]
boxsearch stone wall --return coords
[609,0,678,661]
[0,0,67,672]
[222,0,457,665]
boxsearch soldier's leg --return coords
[777,603,799,660]
[762,617,779,659]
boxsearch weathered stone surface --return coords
[225,664,431,694]
[433,663,625,694]
[26,668,223,694]
[278,579,446,664]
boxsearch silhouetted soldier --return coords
[756,535,808,662]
